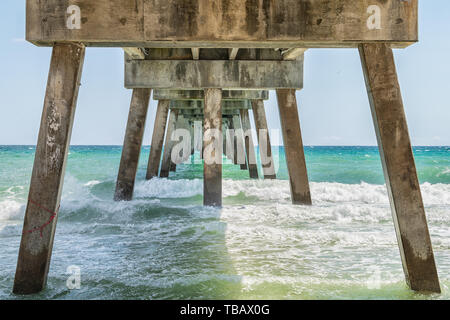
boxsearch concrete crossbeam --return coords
[125,60,303,89]
[170,100,250,110]
[153,90,269,101]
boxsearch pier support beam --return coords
[222,119,228,160]
[225,119,235,162]
[232,114,247,170]
[203,89,222,207]
[171,114,191,166]
[14,43,85,294]
[359,43,440,293]
[194,120,203,158]
[146,100,170,179]
[126,59,303,89]
[240,109,259,179]
[190,121,195,156]
[251,100,276,179]
[114,88,151,201]
[169,113,190,172]
[276,89,312,205]
[160,109,178,178]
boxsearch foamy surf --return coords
[0,145,449,300]
[0,199,24,221]
[0,178,449,224]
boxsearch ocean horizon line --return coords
[1,144,449,148]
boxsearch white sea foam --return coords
[1,174,449,300]
[0,200,24,221]
[134,178,203,198]
[223,179,291,200]
[421,182,450,205]
[6,170,450,208]
[84,180,101,187]
[220,179,450,206]
[1,176,449,227]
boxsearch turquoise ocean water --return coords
[0,145,449,299]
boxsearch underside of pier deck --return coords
[27,0,418,48]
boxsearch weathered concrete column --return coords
[232,122,238,165]
[359,43,440,293]
[14,43,85,294]
[276,89,312,205]
[226,118,235,163]
[171,114,192,166]
[232,114,247,170]
[160,109,178,178]
[170,114,187,172]
[194,120,203,158]
[146,100,170,179]
[222,119,228,159]
[251,100,276,179]
[240,109,259,179]
[203,89,222,207]
[190,121,195,156]
[201,119,205,160]
[114,89,151,201]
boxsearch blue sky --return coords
[0,1,449,146]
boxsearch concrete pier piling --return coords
[359,43,440,293]
[222,119,229,160]
[171,114,191,166]
[146,100,170,179]
[276,89,312,205]
[194,120,203,158]
[14,43,85,294]
[203,89,223,207]
[240,109,259,179]
[251,100,276,179]
[226,119,235,164]
[160,109,178,178]
[190,121,195,156]
[169,114,188,172]
[114,89,151,201]
[232,114,248,170]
